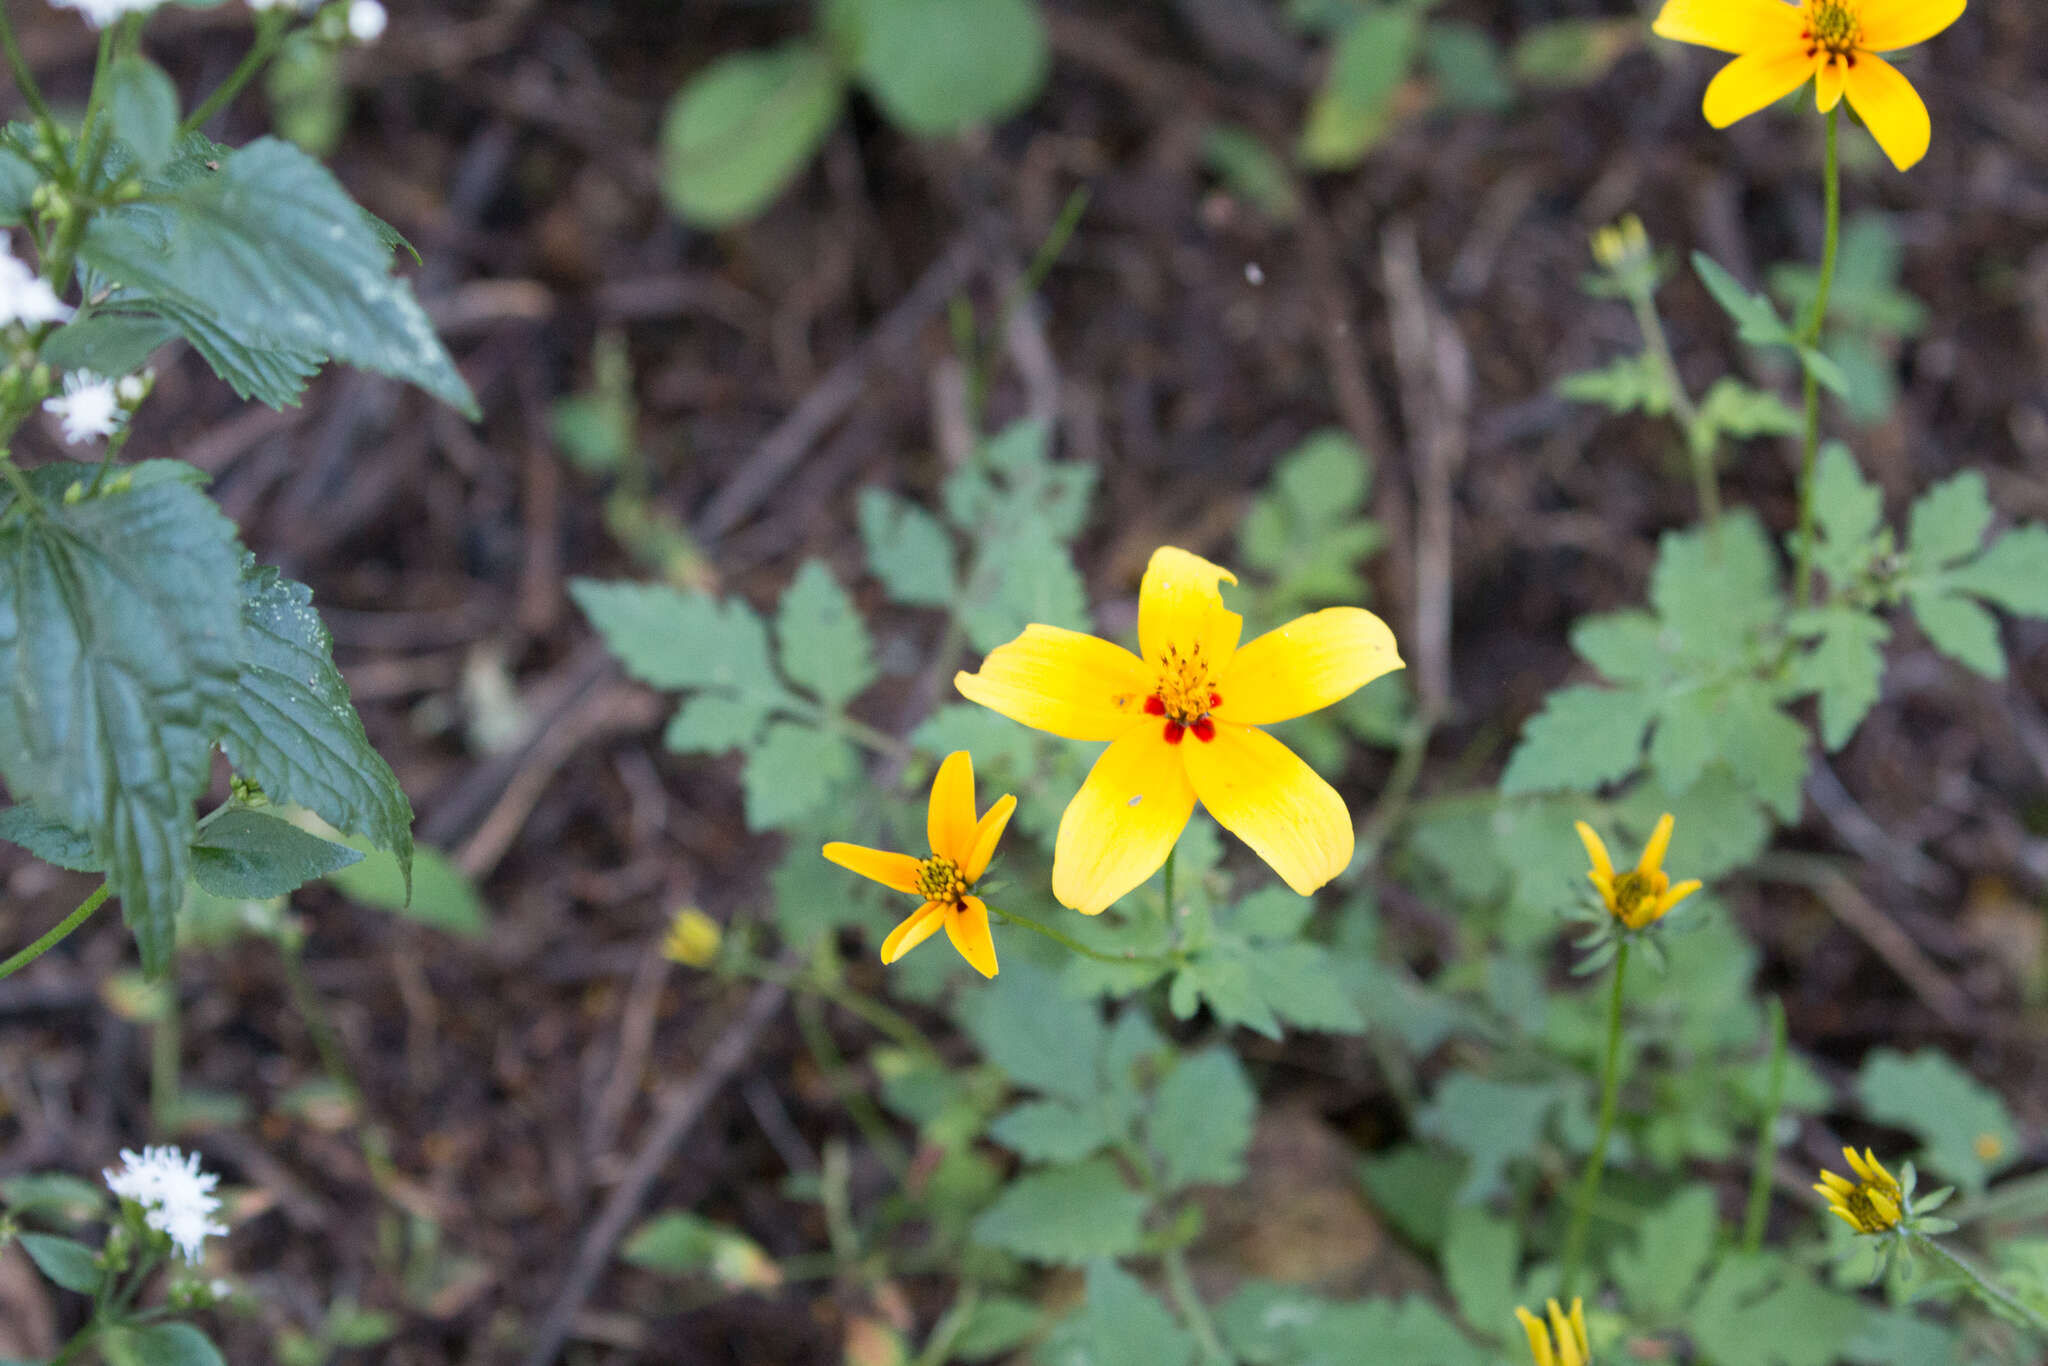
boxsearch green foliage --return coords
[1038,1260,1196,1366]
[1237,429,1382,617]
[323,839,486,938]
[1692,252,1846,396]
[1299,4,1423,167]
[1687,1252,1865,1366]
[1610,1185,1719,1320]
[1200,124,1302,223]
[621,1211,779,1288]
[1772,215,1928,424]
[845,0,1049,136]
[1215,1281,1488,1366]
[189,808,361,900]
[1146,1048,1256,1191]
[657,44,844,228]
[969,1157,1150,1264]
[1855,1049,2018,1196]
[1417,1075,1571,1203]
[20,1231,101,1293]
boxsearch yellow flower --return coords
[1651,0,1965,170]
[661,908,722,967]
[955,546,1401,914]
[1575,812,1702,930]
[822,750,1016,978]
[1591,214,1651,274]
[1816,1146,1905,1234]
[1516,1298,1590,1366]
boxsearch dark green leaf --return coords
[189,806,362,899]
[100,1323,227,1366]
[39,309,179,377]
[107,56,180,174]
[0,801,102,871]
[20,1233,100,1293]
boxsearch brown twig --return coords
[1753,851,1971,1028]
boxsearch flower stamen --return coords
[1803,0,1863,57]
[1149,644,1220,742]
[914,855,969,905]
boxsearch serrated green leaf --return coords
[0,801,103,871]
[189,806,362,899]
[79,137,475,414]
[851,0,1048,136]
[958,959,1105,1104]
[1418,1076,1568,1203]
[1688,1253,1863,1366]
[1949,525,2048,617]
[1231,886,1315,941]
[1556,351,1672,416]
[1693,253,1795,347]
[1238,429,1380,611]
[572,578,787,698]
[19,1232,100,1293]
[1612,1185,1718,1319]
[989,1099,1114,1165]
[1571,610,1669,685]
[1650,511,1782,653]
[774,560,875,707]
[658,42,843,227]
[1856,1048,2017,1195]
[1676,680,1808,822]
[1810,441,1885,590]
[1244,940,1366,1033]
[1908,588,2004,679]
[740,723,856,830]
[1908,473,1992,571]
[969,1159,1149,1264]
[663,693,772,754]
[1170,951,1281,1040]
[1147,1048,1255,1191]
[214,560,413,892]
[857,487,957,607]
[40,309,178,377]
[1788,606,1889,750]
[1693,376,1800,447]
[0,462,243,972]
[107,56,179,174]
[1299,6,1422,167]
[1500,685,1656,796]
[1039,1260,1195,1366]
[958,526,1090,654]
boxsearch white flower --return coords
[346,0,384,41]
[46,0,164,28]
[103,1146,229,1264]
[0,252,72,328]
[44,372,123,444]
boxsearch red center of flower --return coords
[1145,690,1220,744]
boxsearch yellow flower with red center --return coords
[1816,1146,1905,1234]
[1575,812,1702,931]
[1516,1298,1590,1366]
[822,750,1015,978]
[1652,0,1966,170]
[955,546,1402,914]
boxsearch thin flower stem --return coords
[0,2,60,151]
[910,1285,981,1366]
[1163,1243,1235,1365]
[1742,996,1789,1253]
[794,990,908,1178]
[1562,939,1629,1297]
[0,881,112,981]
[1628,288,1720,528]
[1793,107,1842,610]
[984,903,1166,968]
[178,16,287,139]
[1910,1230,2048,1339]
[149,976,180,1134]
[1162,845,1176,922]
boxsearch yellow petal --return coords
[880,901,946,963]
[1515,1306,1556,1366]
[1653,0,1806,52]
[1842,51,1931,170]
[1575,821,1615,883]
[955,625,1153,741]
[1815,53,1847,110]
[964,794,1017,882]
[945,895,999,978]
[1818,1170,1857,1195]
[1863,1148,1900,1191]
[1051,729,1198,915]
[1184,724,1353,896]
[1137,546,1242,673]
[1656,878,1704,917]
[1856,0,1966,52]
[1548,1300,1582,1366]
[822,842,922,896]
[928,750,978,866]
[1637,811,1676,876]
[1215,607,1403,726]
[1567,1299,1588,1360]
[1702,47,1822,127]
[1844,1146,1876,1182]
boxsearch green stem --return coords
[0,2,60,152]
[1629,288,1720,528]
[1741,996,1788,1253]
[1163,1244,1235,1365]
[1162,844,1176,920]
[1561,940,1630,1298]
[1793,106,1842,610]
[149,982,180,1134]
[985,903,1166,968]
[795,990,907,1178]
[911,1285,982,1366]
[1911,1231,2048,1339]
[280,937,399,1188]
[0,881,112,981]
[73,28,114,190]
[178,16,287,139]
[724,947,934,1056]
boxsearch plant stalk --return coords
[1792,106,1842,609]
[1561,939,1630,1297]
[1911,1231,2048,1339]
[1742,995,1789,1252]
[985,903,1167,968]
[0,881,112,981]
[1163,1243,1235,1364]
[178,14,287,138]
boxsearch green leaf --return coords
[1788,607,1889,751]
[1038,1260,1195,1366]
[1692,376,1800,446]
[1237,429,1380,612]
[1299,5,1422,167]
[958,525,1090,653]
[1424,22,1514,112]
[740,723,856,831]
[1658,680,1809,821]
[19,1232,100,1293]
[663,693,773,755]
[775,560,876,707]
[1687,1253,1863,1366]
[1200,123,1302,223]
[100,1323,227,1366]
[0,462,243,972]
[1908,588,2005,679]
[857,487,957,607]
[951,1294,1044,1361]
[1441,1207,1518,1344]
[1556,352,1672,417]
[1244,940,1366,1034]
[1231,886,1315,941]
[1650,511,1782,653]
[107,56,180,174]
[1611,1185,1719,1319]
[39,308,179,377]
[190,806,362,898]
[1949,525,2048,617]
[989,1099,1115,1165]
[1693,253,1796,348]
[1,1171,106,1224]
[1510,17,1633,88]
[1170,951,1281,1041]
[1570,610,1669,685]
[214,560,413,891]
[1418,1076,1567,1203]
[1499,685,1656,796]
[80,137,476,415]
[970,1159,1150,1264]
[1357,1145,1463,1251]
[325,838,485,937]
[657,42,843,227]
[958,959,1105,1105]
[0,130,36,226]
[849,0,1048,136]
[620,1211,777,1288]
[1809,441,1885,590]
[1907,472,1992,571]
[572,578,785,699]
[1855,1048,2018,1195]
[1147,1048,1255,1191]
[0,802,103,871]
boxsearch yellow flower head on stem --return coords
[1815,1146,1905,1234]
[1574,812,1703,931]
[1652,0,1965,170]
[1515,1298,1591,1366]
[661,908,722,968]
[822,750,1015,978]
[954,547,1402,915]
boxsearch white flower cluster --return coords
[44,371,124,444]
[0,250,71,329]
[103,1145,230,1264]
[46,0,164,28]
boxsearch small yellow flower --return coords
[1591,214,1651,273]
[1516,1298,1590,1366]
[822,751,1015,978]
[1575,812,1702,930]
[955,546,1402,914]
[661,908,722,967]
[1652,0,1966,171]
[1815,1146,1905,1234]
